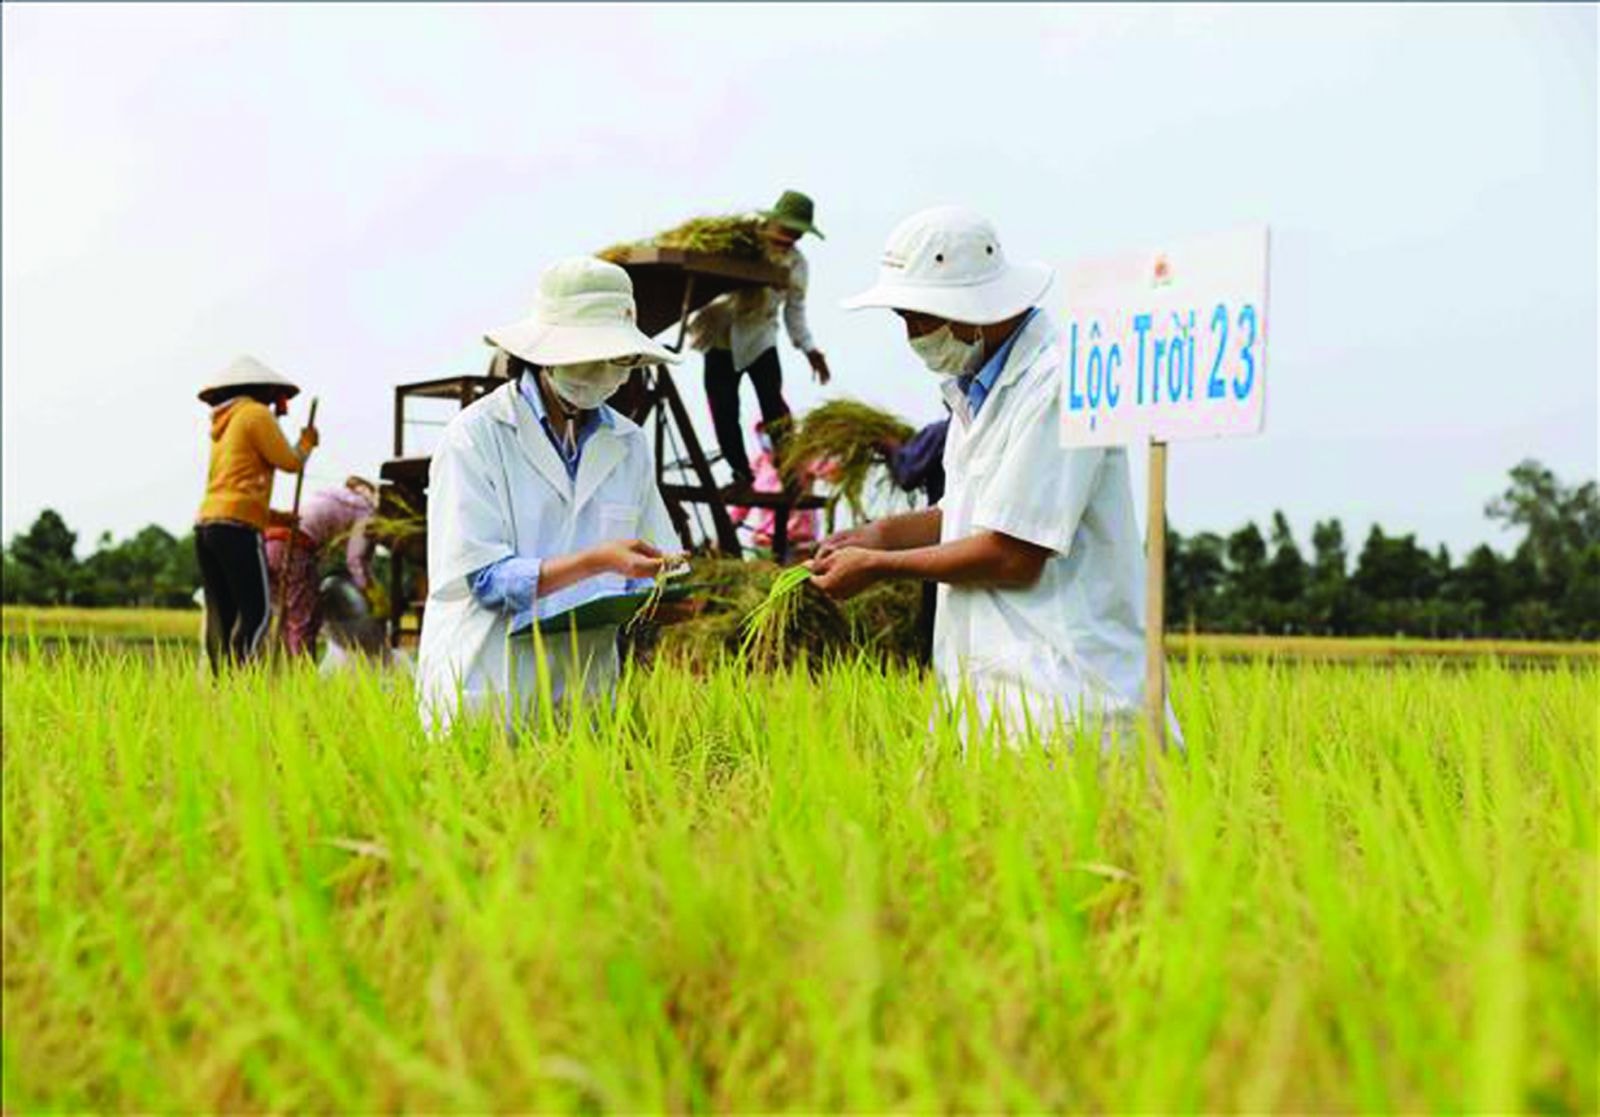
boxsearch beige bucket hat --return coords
[842,205,1054,325]
[485,257,680,367]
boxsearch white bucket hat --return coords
[197,354,300,404]
[841,205,1054,325]
[485,256,680,368]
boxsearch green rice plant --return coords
[735,565,853,669]
[2,646,1596,1112]
[737,564,812,660]
[780,399,917,520]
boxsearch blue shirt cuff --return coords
[468,556,542,615]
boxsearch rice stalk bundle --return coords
[780,399,916,519]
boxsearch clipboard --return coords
[510,582,692,638]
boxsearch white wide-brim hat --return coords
[486,256,680,367]
[198,354,301,404]
[841,205,1054,325]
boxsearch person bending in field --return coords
[810,206,1178,745]
[263,476,380,657]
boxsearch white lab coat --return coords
[416,382,677,732]
[935,310,1166,745]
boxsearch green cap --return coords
[760,189,824,240]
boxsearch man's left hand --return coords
[806,350,832,386]
[808,545,882,600]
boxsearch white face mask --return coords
[909,324,984,377]
[547,361,631,410]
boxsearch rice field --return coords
[3,636,1595,1112]
[6,604,1597,664]
[2,605,203,645]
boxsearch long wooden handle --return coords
[273,397,319,644]
[288,397,319,519]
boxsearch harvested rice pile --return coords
[598,215,780,265]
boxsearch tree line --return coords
[3,516,202,609]
[4,459,1597,639]
[1165,460,1599,640]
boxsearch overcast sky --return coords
[3,3,1595,557]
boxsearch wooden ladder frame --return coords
[614,272,745,555]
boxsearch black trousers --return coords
[195,521,271,671]
[704,346,789,480]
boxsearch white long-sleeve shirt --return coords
[688,245,817,370]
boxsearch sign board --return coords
[1054,225,1270,751]
[1060,225,1269,448]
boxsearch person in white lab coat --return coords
[811,206,1173,745]
[417,257,681,732]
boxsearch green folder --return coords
[511,584,691,638]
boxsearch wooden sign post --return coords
[1059,226,1271,747]
[1144,440,1169,746]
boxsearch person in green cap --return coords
[689,188,831,498]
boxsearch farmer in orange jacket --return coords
[194,355,318,671]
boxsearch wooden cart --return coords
[378,374,502,647]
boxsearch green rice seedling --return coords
[736,565,847,667]
[780,399,917,520]
[738,563,813,661]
